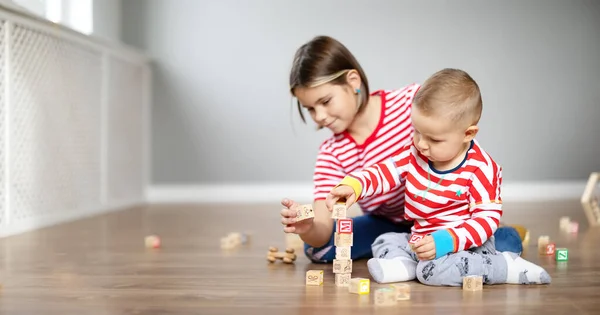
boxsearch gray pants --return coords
[372,232,508,286]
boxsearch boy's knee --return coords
[494,226,523,254]
[415,260,438,285]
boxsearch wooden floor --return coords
[0,200,599,314]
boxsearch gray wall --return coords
[121,0,600,185]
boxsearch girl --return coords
[279,35,522,263]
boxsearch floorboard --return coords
[0,200,598,314]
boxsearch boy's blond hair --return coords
[413,68,483,126]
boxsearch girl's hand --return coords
[325,185,356,211]
[280,198,314,235]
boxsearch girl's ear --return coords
[464,125,479,142]
[345,69,361,92]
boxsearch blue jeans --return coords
[304,214,523,263]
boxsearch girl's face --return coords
[293,73,361,134]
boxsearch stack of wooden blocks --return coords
[331,202,353,287]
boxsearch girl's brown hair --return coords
[289,36,370,123]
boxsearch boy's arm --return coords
[430,164,503,258]
[337,145,411,201]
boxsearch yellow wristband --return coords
[336,176,363,200]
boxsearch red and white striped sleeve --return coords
[449,160,503,252]
[313,145,346,201]
[339,144,412,200]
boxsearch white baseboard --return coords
[0,199,143,238]
[146,181,588,204]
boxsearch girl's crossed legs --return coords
[303,214,525,264]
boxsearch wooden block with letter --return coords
[333,259,352,273]
[336,218,353,234]
[348,278,370,295]
[374,288,397,306]
[545,243,556,255]
[555,248,569,261]
[335,273,351,287]
[334,232,353,247]
[306,270,323,286]
[390,283,411,300]
[462,275,483,291]
[331,203,347,219]
[335,246,351,260]
[408,233,424,250]
[295,204,315,222]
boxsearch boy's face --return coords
[411,106,477,165]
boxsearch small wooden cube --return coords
[555,248,568,261]
[145,235,160,248]
[296,204,315,222]
[348,278,370,295]
[559,216,570,230]
[335,273,351,287]
[569,222,579,233]
[306,270,323,286]
[545,243,556,255]
[462,275,483,291]
[335,246,351,260]
[333,259,352,273]
[332,203,347,219]
[334,232,353,247]
[374,288,397,306]
[390,283,411,300]
[538,235,550,254]
[336,218,353,234]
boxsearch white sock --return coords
[502,252,551,284]
[367,257,417,283]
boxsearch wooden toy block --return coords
[408,233,424,250]
[335,273,351,287]
[334,232,353,247]
[569,222,579,233]
[145,235,160,248]
[333,259,352,273]
[581,172,600,227]
[374,288,397,306]
[559,216,571,231]
[537,235,549,254]
[545,243,556,255]
[462,275,483,291]
[555,248,568,261]
[336,218,353,234]
[306,270,324,286]
[390,283,411,300]
[348,278,370,295]
[335,246,351,260]
[267,246,296,263]
[295,204,315,222]
[221,236,237,249]
[332,203,347,219]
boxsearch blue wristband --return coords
[431,229,455,259]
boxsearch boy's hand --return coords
[413,235,436,260]
[280,198,313,235]
[325,185,356,212]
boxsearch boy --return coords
[326,68,551,286]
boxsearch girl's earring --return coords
[355,88,361,94]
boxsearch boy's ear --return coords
[464,125,479,142]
